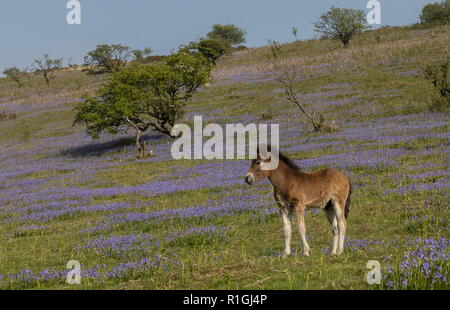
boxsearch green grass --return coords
[0,23,449,290]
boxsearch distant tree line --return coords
[2,54,63,87]
[83,44,154,74]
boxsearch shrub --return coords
[261,109,275,121]
[139,55,167,64]
[234,45,248,51]
[269,40,282,58]
[423,56,450,111]
[0,110,17,121]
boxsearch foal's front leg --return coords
[279,207,292,257]
[295,204,310,256]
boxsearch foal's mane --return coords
[257,145,302,171]
[278,151,302,172]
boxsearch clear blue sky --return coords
[0,0,437,72]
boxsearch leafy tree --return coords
[207,24,246,48]
[420,0,450,24]
[132,47,153,63]
[314,6,368,48]
[74,53,211,158]
[83,44,132,74]
[197,39,227,65]
[180,39,227,65]
[33,55,63,85]
[424,56,450,111]
[3,67,28,87]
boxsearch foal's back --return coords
[289,167,350,207]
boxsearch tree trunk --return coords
[44,71,50,85]
[126,118,147,158]
[135,127,144,158]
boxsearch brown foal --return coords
[245,150,352,256]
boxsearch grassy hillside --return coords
[0,24,449,289]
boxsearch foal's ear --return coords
[257,144,271,157]
[260,144,279,170]
[258,145,272,161]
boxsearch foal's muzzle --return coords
[245,174,254,185]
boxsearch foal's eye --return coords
[256,161,261,165]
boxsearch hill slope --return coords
[0,24,449,289]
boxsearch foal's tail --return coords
[344,182,352,220]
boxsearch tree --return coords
[292,26,299,41]
[132,47,153,63]
[180,39,227,65]
[74,53,211,158]
[269,43,336,132]
[34,55,63,85]
[277,69,337,132]
[314,6,368,48]
[3,67,28,87]
[420,0,450,24]
[83,44,132,74]
[197,39,227,65]
[207,24,246,48]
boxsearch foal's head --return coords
[245,148,300,185]
[245,155,273,185]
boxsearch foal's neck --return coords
[268,160,299,192]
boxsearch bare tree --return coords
[34,54,63,85]
[277,68,337,132]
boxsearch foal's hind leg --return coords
[332,199,347,255]
[324,203,338,255]
[295,204,310,256]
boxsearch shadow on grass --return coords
[61,133,164,157]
